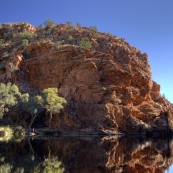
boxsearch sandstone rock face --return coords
[0,23,173,134]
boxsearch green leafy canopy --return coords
[0,83,29,118]
[34,88,66,115]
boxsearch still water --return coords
[0,136,173,173]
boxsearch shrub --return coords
[66,21,73,27]
[96,33,100,38]
[76,22,81,27]
[2,52,8,57]
[37,24,43,28]
[89,26,98,32]
[24,21,28,26]
[0,163,13,172]
[44,18,56,26]
[32,157,65,173]
[22,39,28,46]
[79,37,92,52]
[14,29,37,42]
[68,35,73,44]
[4,32,12,40]
[56,43,61,51]
[89,32,93,37]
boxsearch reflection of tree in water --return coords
[0,162,13,173]
[0,139,65,173]
[32,142,64,173]
[0,154,25,173]
[0,137,173,173]
[33,157,64,173]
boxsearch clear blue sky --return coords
[0,0,173,103]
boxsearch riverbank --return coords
[1,124,173,142]
[0,126,25,142]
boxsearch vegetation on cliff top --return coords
[0,18,100,58]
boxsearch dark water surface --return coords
[0,136,173,173]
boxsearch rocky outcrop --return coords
[0,22,173,134]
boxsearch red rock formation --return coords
[0,23,173,134]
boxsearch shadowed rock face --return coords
[0,23,173,133]
[0,137,173,173]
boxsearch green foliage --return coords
[68,35,73,44]
[37,24,43,28]
[0,83,29,118]
[66,21,73,27]
[44,18,56,26]
[22,39,28,46]
[14,167,24,173]
[56,43,61,51]
[24,21,28,26]
[0,163,13,173]
[95,33,100,38]
[43,28,54,37]
[33,157,64,173]
[89,26,98,32]
[14,29,37,42]
[23,88,66,127]
[0,24,2,29]
[34,88,66,121]
[79,37,92,52]
[89,32,93,37]
[24,97,40,116]
[76,22,81,27]
[22,96,42,128]
[4,32,12,40]
[0,126,25,143]
[2,52,8,57]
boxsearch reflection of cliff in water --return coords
[0,137,173,173]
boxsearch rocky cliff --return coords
[0,22,173,134]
